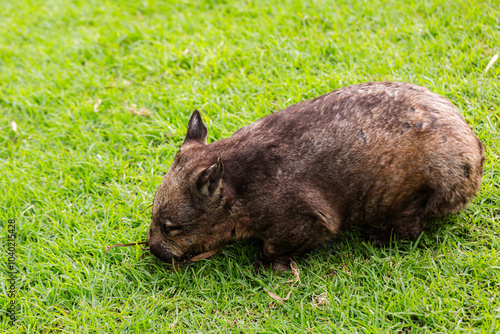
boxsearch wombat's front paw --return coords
[361,226,392,246]
[253,258,290,273]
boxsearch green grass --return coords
[1,0,499,332]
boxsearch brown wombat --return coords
[147,81,484,270]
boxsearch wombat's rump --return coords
[147,82,484,270]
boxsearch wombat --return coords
[147,81,484,270]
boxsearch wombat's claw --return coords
[253,258,290,273]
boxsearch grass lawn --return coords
[1,0,499,332]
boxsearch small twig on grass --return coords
[265,289,293,302]
[485,53,498,73]
[311,292,328,307]
[265,260,302,303]
[105,241,147,254]
[141,203,153,213]
[10,121,18,134]
[10,120,19,143]
[124,102,152,117]
[287,260,301,286]
[93,98,102,112]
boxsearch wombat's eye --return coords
[160,224,182,235]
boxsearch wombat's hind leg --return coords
[362,214,425,246]
[363,194,430,245]
[390,193,431,240]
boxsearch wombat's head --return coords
[147,110,234,262]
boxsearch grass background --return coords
[1,0,499,332]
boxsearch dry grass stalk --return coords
[124,102,152,117]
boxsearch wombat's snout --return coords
[147,227,177,263]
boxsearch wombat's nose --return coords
[147,227,177,262]
[149,242,176,263]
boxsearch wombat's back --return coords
[222,82,483,228]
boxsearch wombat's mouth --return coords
[148,240,185,263]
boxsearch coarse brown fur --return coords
[147,81,484,270]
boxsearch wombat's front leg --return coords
[255,218,330,272]
[253,257,290,272]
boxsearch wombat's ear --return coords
[196,157,224,199]
[183,110,207,145]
